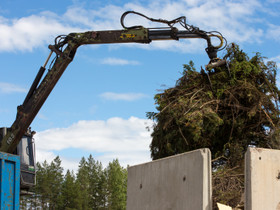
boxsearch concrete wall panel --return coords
[245,148,280,210]
[126,148,212,210]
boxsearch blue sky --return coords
[1,0,280,171]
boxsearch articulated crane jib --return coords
[0,11,227,192]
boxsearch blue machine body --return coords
[0,152,20,209]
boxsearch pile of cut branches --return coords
[148,44,280,207]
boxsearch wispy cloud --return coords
[266,0,280,3]
[269,54,280,69]
[0,82,27,94]
[101,57,140,65]
[100,92,148,101]
[36,117,153,170]
[0,12,79,52]
[267,24,280,42]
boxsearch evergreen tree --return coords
[23,155,129,209]
[34,156,64,209]
[35,160,51,208]
[48,156,64,209]
[106,159,127,210]
[97,168,108,209]
[60,170,79,210]
[76,157,90,210]
[87,155,107,209]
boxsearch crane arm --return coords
[0,12,226,153]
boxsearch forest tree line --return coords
[21,155,127,210]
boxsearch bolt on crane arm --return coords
[0,11,226,153]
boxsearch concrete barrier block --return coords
[245,148,280,210]
[126,148,212,210]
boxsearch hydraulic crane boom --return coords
[0,11,226,190]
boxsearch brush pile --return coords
[148,44,280,207]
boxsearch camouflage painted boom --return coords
[0,26,222,153]
[0,28,150,153]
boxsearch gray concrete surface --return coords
[245,148,280,210]
[126,148,212,210]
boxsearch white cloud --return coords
[0,12,80,52]
[267,24,280,42]
[144,39,206,54]
[0,82,27,93]
[35,117,153,171]
[37,113,49,120]
[63,5,123,30]
[100,92,148,101]
[267,0,280,2]
[35,150,56,165]
[0,0,272,52]
[101,57,140,65]
[270,54,280,67]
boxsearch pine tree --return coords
[32,155,129,209]
[35,160,51,208]
[87,155,105,209]
[106,159,127,210]
[48,156,64,209]
[76,157,90,210]
[60,170,79,209]
[87,155,107,209]
[34,156,64,209]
